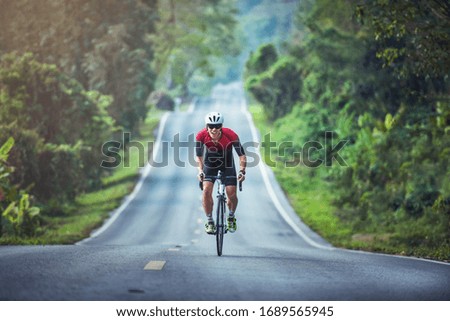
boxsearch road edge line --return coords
[242,100,332,250]
[242,97,450,265]
[76,112,171,244]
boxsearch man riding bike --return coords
[196,112,246,234]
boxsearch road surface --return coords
[0,83,449,300]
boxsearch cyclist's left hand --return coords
[238,170,246,182]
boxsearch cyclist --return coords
[196,111,246,234]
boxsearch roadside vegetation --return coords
[245,0,449,261]
[0,111,162,244]
[1,0,448,262]
[0,0,240,243]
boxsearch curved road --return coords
[0,83,449,300]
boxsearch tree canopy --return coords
[149,0,241,96]
[0,0,240,238]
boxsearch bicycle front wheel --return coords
[216,196,225,256]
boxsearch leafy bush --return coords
[37,143,85,202]
[0,52,116,203]
[245,43,278,77]
[1,137,40,237]
[245,55,301,120]
[3,194,40,237]
[0,124,42,191]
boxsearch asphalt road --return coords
[0,82,449,300]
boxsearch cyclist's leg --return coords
[226,185,237,212]
[202,164,218,219]
[223,165,238,233]
[225,183,238,233]
[202,181,214,215]
[223,166,238,212]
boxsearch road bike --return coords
[199,170,242,256]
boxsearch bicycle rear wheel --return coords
[216,196,225,256]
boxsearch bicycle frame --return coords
[215,171,227,256]
[199,170,242,256]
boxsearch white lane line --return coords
[77,113,171,244]
[242,100,332,251]
[144,260,166,270]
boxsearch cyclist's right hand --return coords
[197,172,205,182]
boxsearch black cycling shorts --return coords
[203,164,237,186]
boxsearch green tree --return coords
[245,53,301,120]
[0,53,114,145]
[0,0,158,133]
[356,0,450,78]
[244,43,278,77]
[150,0,240,96]
[0,52,115,201]
[244,0,450,259]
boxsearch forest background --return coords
[0,0,448,261]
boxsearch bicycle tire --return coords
[216,195,225,256]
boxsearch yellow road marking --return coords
[144,260,166,270]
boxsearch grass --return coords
[280,169,352,242]
[250,103,352,241]
[0,110,164,245]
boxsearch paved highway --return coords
[0,83,449,300]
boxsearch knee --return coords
[227,189,237,201]
[203,189,211,198]
[203,183,213,197]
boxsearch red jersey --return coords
[196,128,245,166]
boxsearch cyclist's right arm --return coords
[195,138,205,181]
[196,156,205,181]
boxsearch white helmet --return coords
[204,111,224,125]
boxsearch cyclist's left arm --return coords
[232,140,246,181]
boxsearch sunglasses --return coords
[207,124,222,129]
